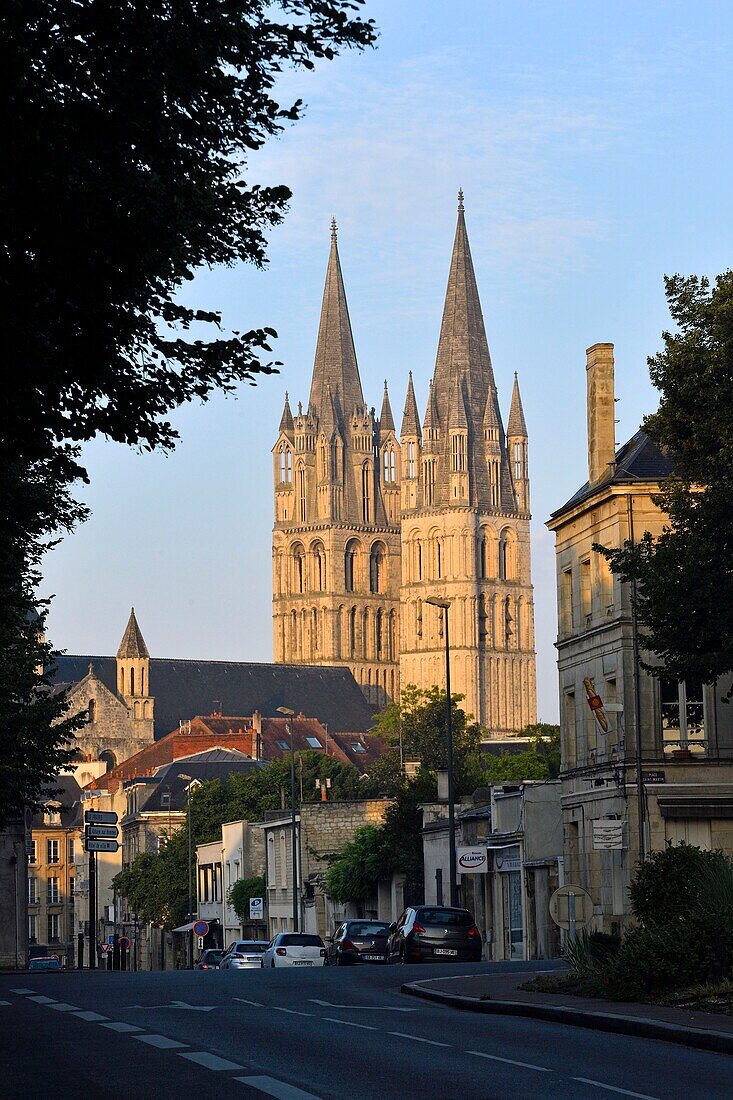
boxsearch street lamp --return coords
[276,707,299,931]
[179,773,194,968]
[425,596,457,907]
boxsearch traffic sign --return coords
[85,810,118,825]
[119,936,131,949]
[85,824,119,840]
[193,920,209,937]
[249,897,264,921]
[549,884,593,931]
[85,838,120,853]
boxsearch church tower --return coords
[399,194,537,734]
[116,607,155,726]
[272,220,401,706]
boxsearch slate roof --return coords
[32,775,84,828]
[550,430,674,520]
[124,752,264,813]
[52,656,377,739]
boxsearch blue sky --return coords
[41,0,733,723]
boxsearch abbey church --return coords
[272,196,537,736]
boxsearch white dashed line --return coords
[274,1007,314,1017]
[179,1051,242,1071]
[74,1011,108,1021]
[9,988,34,994]
[100,1021,144,1033]
[28,995,56,1004]
[321,1017,377,1030]
[235,1077,323,1099]
[0,1001,11,1006]
[573,1079,660,1100]
[388,1031,450,1047]
[49,1003,81,1012]
[234,997,264,1007]
[466,1050,551,1072]
[135,1034,188,1050]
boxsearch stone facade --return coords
[547,343,733,932]
[273,197,537,735]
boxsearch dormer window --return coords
[306,736,322,749]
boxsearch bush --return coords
[603,923,709,998]
[562,930,620,979]
[629,842,723,926]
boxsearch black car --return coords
[325,920,391,965]
[195,948,225,970]
[387,906,483,963]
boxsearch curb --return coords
[401,981,733,1055]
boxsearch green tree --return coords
[228,876,266,923]
[1,0,376,817]
[598,272,733,686]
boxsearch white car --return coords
[261,932,326,968]
[219,940,269,969]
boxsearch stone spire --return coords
[116,608,149,659]
[380,380,395,434]
[507,372,528,437]
[308,221,365,429]
[448,375,469,430]
[279,391,294,435]
[422,380,440,440]
[320,382,338,438]
[400,372,421,439]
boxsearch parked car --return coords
[219,941,269,970]
[387,906,483,964]
[195,948,225,970]
[261,932,326,968]
[28,956,62,972]
[325,920,391,966]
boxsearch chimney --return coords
[586,343,616,486]
[252,710,261,735]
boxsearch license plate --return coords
[434,948,458,956]
[363,954,382,960]
[292,960,314,966]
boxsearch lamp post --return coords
[426,596,457,907]
[179,773,194,968]
[276,707,299,931]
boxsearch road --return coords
[2,961,733,1099]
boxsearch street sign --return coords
[193,920,209,937]
[85,824,119,840]
[85,838,120,853]
[456,848,488,873]
[249,897,264,920]
[549,885,593,931]
[119,936,131,949]
[85,810,118,825]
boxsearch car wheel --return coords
[270,959,276,968]
[398,944,407,964]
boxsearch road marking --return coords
[135,1034,188,1050]
[9,988,34,994]
[322,1017,377,1031]
[234,997,264,1007]
[466,1050,551,1072]
[74,1011,108,1021]
[179,1051,242,1071]
[309,999,414,1011]
[100,1021,144,1033]
[49,1003,81,1012]
[28,995,56,1004]
[235,1076,323,1099]
[573,1079,660,1100]
[274,1007,314,1017]
[0,1001,11,1006]
[388,1031,450,1047]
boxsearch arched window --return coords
[479,536,487,579]
[504,596,513,648]
[297,463,307,522]
[376,609,383,658]
[279,444,293,484]
[312,608,319,654]
[312,543,325,592]
[478,594,488,644]
[291,610,299,655]
[417,541,422,580]
[388,611,396,661]
[489,460,500,507]
[293,544,306,593]
[436,539,442,579]
[514,442,523,480]
[499,531,508,581]
[424,460,435,506]
[345,540,359,592]
[130,667,135,695]
[361,462,371,523]
[349,607,356,656]
[407,441,416,478]
[361,609,369,658]
[451,434,466,472]
[370,543,385,594]
[99,750,117,773]
[87,699,96,723]
[416,599,423,638]
[383,448,396,483]
[320,441,329,480]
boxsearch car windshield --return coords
[418,908,474,926]
[347,922,390,937]
[279,934,324,947]
[237,943,267,953]
[205,950,224,959]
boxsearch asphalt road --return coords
[2,961,733,1099]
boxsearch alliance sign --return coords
[456,847,488,873]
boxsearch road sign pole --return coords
[568,891,576,944]
[89,850,97,970]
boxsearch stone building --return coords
[28,777,83,968]
[546,343,733,932]
[272,196,537,734]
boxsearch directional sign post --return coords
[85,810,118,825]
[85,838,120,854]
[85,824,119,840]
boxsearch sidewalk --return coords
[402,969,733,1054]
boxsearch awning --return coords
[172,921,197,933]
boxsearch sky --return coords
[41,0,733,723]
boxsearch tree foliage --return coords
[228,876,266,923]
[1,0,376,814]
[598,272,733,685]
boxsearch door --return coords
[501,872,524,960]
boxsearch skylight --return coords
[306,736,322,749]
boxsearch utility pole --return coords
[89,850,97,969]
[277,707,299,931]
[179,774,194,968]
[627,495,646,864]
[426,597,457,907]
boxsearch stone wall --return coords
[300,798,393,878]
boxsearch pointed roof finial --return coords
[116,607,149,660]
[458,188,464,212]
[508,373,528,437]
[400,371,422,439]
[330,216,338,242]
[379,379,395,434]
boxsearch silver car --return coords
[219,940,269,969]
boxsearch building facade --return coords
[547,343,733,933]
[273,197,537,734]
